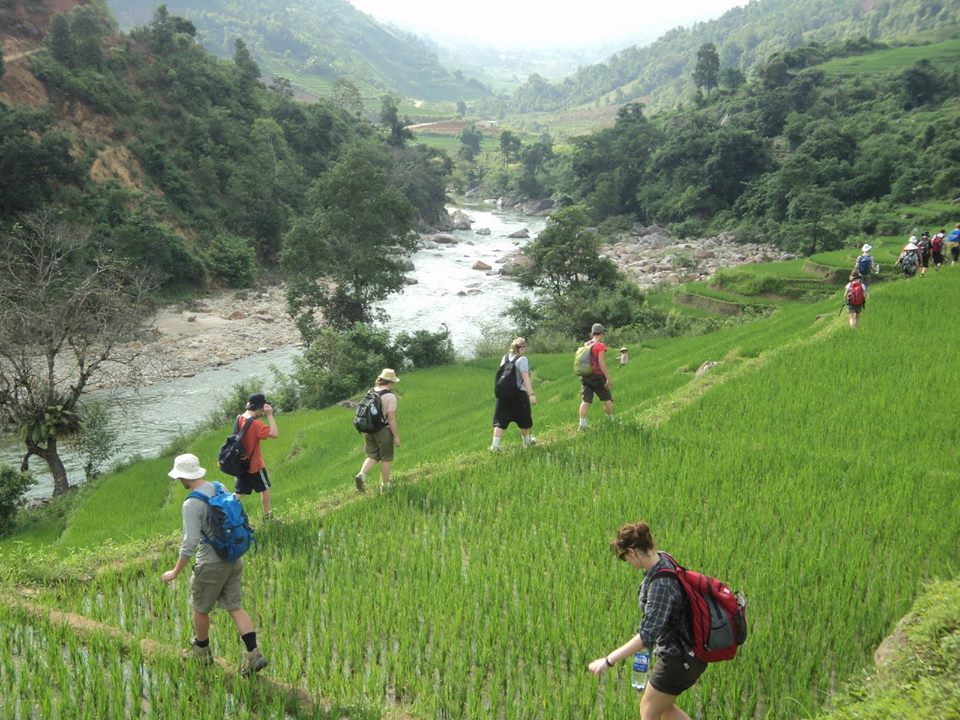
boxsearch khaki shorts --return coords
[364,427,394,462]
[190,560,243,614]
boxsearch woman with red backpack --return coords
[844,270,867,328]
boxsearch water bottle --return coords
[631,650,650,691]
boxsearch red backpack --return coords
[848,280,865,307]
[650,553,747,663]
[931,234,944,252]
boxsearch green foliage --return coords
[0,466,32,537]
[204,233,258,288]
[282,141,415,336]
[292,324,402,409]
[0,42,5,81]
[379,95,413,147]
[392,326,455,370]
[518,205,621,297]
[69,402,122,482]
[694,42,720,97]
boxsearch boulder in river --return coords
[507,228,530,239]
[472,261,492,271]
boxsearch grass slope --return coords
[2,271,959,718]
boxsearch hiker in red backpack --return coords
[588,522,706,720]
[844,271,867,328]
[930,229,946,270]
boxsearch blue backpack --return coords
[856,255,872,276]
[187,482,255,561]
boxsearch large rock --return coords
[507,228,530,239]
[499,252,532,277]
[475,228,491,236]
[451,209,473,230]
[521,198,554,215]
[399,259,416,271]
[432,234,458,245]
[472,260,492,271]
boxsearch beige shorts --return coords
[190,560,243,614]
[364,426,394,462]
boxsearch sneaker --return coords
[488,445,503,453]
[190,638,213,665]
[524,437,537,447]
[577,425,586,433]
[354,473,366,493]
[241,647,269,676]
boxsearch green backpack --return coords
[574,342,596,377]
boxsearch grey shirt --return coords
[178,481,223,565]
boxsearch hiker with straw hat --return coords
[355,368,401,493]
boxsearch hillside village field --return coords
[1,253,958,719]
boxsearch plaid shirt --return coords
[637,552,689,657]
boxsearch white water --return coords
[4,205,545,499]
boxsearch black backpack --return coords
[494,354,521,399]
[218,415,256,477]
[354,389,392,433]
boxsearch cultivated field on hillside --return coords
[2,270,959,718]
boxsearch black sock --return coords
[194,637,210,648]
[241,632,257,652]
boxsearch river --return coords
[4,205,545,499]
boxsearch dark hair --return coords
[610,521,656,558]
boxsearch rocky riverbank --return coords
[101,285,302,389]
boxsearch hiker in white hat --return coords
[354,369,401,493]
[853,244,877,289]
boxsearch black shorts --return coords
[932,251,945,265]
[235,468,270,494]
[493,393,533,430]
[919,252,930,268]
[649,652,707,696]
[951,247,959,262]
[581,376,612,403]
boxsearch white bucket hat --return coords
[168,453,206,480]
[861,244,872,253]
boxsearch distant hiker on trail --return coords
[930,229,946,270]
[587,522,707,720]
[162,453,268,675]
[844,271,867,328]
[896,237,920,278]
[577,323,614,431]
[235,393,279,520]
[947,225,960,265]
[354,369,400,494]
[619,347,629,367]
[853,244,876,288]
[917,233,931,277]
[490,337,537,452]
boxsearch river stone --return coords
[451,209,473,229]
[403,276,418,285]
[508,228,529,239]
[433,235,457,244]
[475,228,491,235]
[228,310,246,320]
[472,261,492,271]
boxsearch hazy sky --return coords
[348,0,746,49]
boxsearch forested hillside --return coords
[465,37,960,257]
[0,0,451,294]
[105,0,491,104]
[500,0,960,113]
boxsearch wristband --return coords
[604,656,613,667]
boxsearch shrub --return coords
[205,233,258,288]
[393,325,455,369]
[70,401,122,481]
[0,465,33,536]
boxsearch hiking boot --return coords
[354,473,366,493]
[189,638,213,665]
[240,647,268,676]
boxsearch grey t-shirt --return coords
[505,353,529,391]
[179,481,223,565]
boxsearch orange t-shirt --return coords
[238,415,271,473]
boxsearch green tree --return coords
[69,4,111,70]
[518,205,620,297]
[0,212,153,496]
[720,66,746,93]
[233,37,261,91]
[0,42,6,81]
[281,142,415,338]
[694,43,720,98]
[456,99,467,118]
[499,130,522,164]
[380,95,413,148]
[49,14,75,66]
[458,124,482,162]
[332,78,363,115]
[0,465,33,536]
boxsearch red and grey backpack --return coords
[847,280,865,307]
[649,552,748,663]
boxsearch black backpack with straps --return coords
[494,354,521,399]
[354,389,392,433]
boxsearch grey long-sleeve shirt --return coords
[178,481,223,565]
